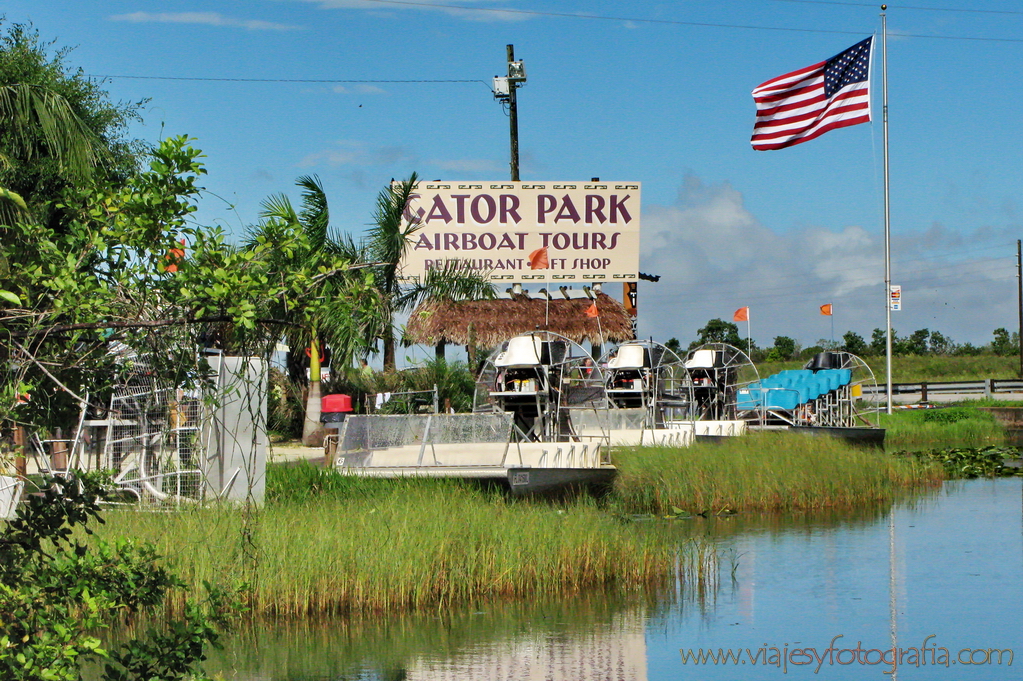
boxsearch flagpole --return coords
[882,6,893,415]
[747,311,752,359]
[831,304,835,345]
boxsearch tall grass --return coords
[879,404,1007,451]
[757,355,1019,383]
[610,432,942,515]
[90,474,715,618]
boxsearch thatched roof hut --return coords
[406,292,635,349]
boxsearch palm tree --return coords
[367,174,495,370]
[247,175,379,445]
[0,83,99,186]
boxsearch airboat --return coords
[738,351,885,445]
[21,352,267,506]
[331,332,617,495]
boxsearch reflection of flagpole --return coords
[889,506,899,681]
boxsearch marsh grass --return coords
[91,473,715,618]
[610,432,942,515]
[879,404,1007,451]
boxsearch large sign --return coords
[399,181,641,282]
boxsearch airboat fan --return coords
[474,331,605,442]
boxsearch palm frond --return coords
[258,193,298,225]
[0,186,29,228]
[369,172,420,296]
[296,174,330,250]
[0,84,100,183]
[396,260,496,312]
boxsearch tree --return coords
[869,328,891,356]
[246,175,381,445]
[841,330,868,356]
[0,21,145,225]
[766,336,797,362]
[928,330,955,355]
[1,136,362,436]
[664,337,683,358]
[365,175,494,371]
[690,318,744,349]
[900,328,931,355]
[0,473,232,681]
[991,327,1019,357]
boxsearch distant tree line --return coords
[663,319,1021,362]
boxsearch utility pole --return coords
[1017,239,1022,378]
[494,45,526,181]
[507,44,520,181]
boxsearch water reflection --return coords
[208,596,654,681]
[206,480,1021,681]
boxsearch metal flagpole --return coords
[747,311,752,359]
[882,6,893,415]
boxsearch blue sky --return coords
[7,1,1023,362]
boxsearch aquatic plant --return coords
[892,446,1023,478]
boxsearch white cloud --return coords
[636,175,1016,347]
[109,12,302,31]
[299,140,417,167]
[331,84,387,94]
[300,0,531,23]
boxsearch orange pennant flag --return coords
[820,303,833,316]
[163,239,186,273]
[585,301,599,318]
[528,246,549,270]
[733,306,749,322]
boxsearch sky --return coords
[6,1,1023,364]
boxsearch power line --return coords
[87,74,484,84]
[761,0,1023,15]
[360,0,1023,43]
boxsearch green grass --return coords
[84,428,953,619]
[758,355,1020,383]
[878,404,1008,451]
[90,473,715,618]
[609,432,942,515]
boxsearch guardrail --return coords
[861,379,1023,398]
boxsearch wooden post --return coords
[13,426,26,478]
[51,427,67,471]
[920,382,928,404]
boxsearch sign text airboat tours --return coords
[399,182,641,282]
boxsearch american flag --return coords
[751,37,872,151]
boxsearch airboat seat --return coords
[495,335,544,367]
[685,349,721,369]
[607,344,648,369]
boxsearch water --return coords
[207,479,1023,680]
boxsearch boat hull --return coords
[789,425,886,446]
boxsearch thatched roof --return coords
[406,292,635,348]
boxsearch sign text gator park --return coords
[399,181,641,282]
